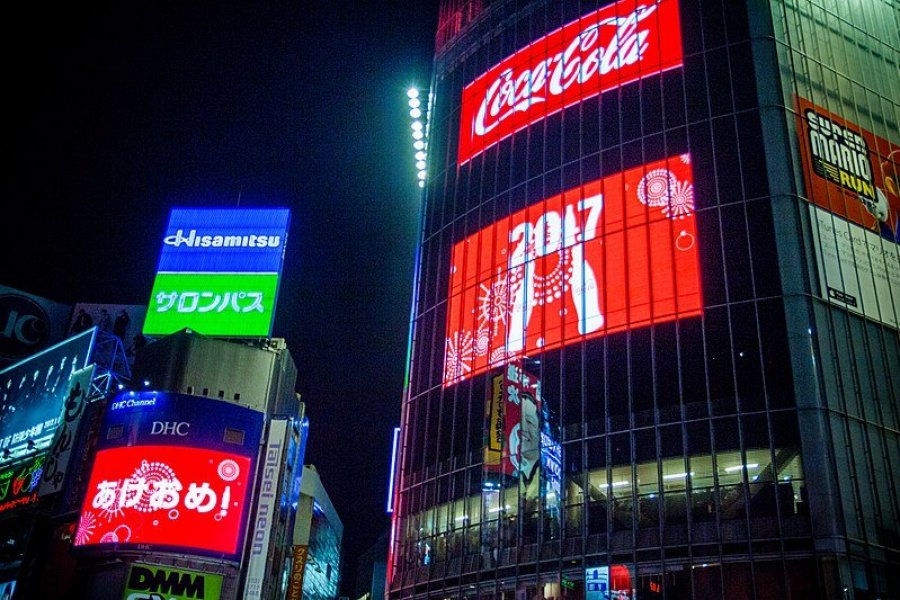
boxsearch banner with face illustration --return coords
[483,362,542,481]
[446,155,702,386]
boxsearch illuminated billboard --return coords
[457,0,683,165]
[124,564,222,600]
[143,208,290,337]
[77,445,252,555]
[0,328,95,466]
[586,565,634,600]
[444,155,702,386]
[796,97,900,327]
[0,285,72,367]
[75,392,264,559]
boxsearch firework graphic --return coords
[99,531,119,543]
[98,525,132,544]
[130,460,177,513]
[490,346,511,366]
[680,153,691,164]
[637,169,677,207]
[98,502,125,523]
[477,270,512,333]
[218,459,240,482]
[444,330,474,383]
[75,511,97,545]
[662,179,695,219]
[474,327,490,356]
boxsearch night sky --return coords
[4,2,439,593]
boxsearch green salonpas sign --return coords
[123,564,222,600]
[143,272,280,337]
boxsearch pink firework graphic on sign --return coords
[98,502,124,523]
[444,330,474,383]
[131,460,177,513]
[662,179,695,219]
[477,270,512,333]
[638,169,678,207]
[218,460,240,482]
[98,525,132,544]
[75,511,97,545]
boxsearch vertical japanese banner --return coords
[287,545,309,600]
[38,366,95,496]
[243,419,289,600]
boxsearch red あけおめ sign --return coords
[457,0,684,165]
[444,154,702,386]
[75,445,252,556]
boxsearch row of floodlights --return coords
[408,88,426,188]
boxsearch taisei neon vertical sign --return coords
[457,0,684,165]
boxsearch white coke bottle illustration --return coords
[506,195,605,353]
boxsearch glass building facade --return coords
[390,0,899,598]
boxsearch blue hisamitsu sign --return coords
[156,208,290,274]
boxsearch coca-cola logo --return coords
[458,0,684,165]
[0,295,51,359]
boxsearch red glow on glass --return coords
[444,154,702,386]
[75,445,252,556]
[457,0,683,165]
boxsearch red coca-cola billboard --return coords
[444,154,702,386]
[457,0,684,165]
[74,445,253,556]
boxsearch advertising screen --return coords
[457,0,683,165]
[76,445,252,555]
[796,97,899,241]
[0,453,45,514]
[124,564,222,600]
[75,392,264,559]
[143,207,290,338]
[445,154,702,386]
[796,97,900,327]
[0,328,95,466]
[0,285,72,367]
[586,565,634,600]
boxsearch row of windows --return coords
[394,558,830,600]
[404,301,798,476]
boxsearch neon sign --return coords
[457,0,683,164]
[143,208,290,338]
[444,154,702,386]
[75,445,252,556]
